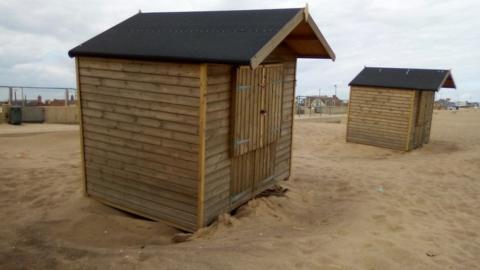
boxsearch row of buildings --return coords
[434,98,480,109]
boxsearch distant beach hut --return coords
[68,8,335,231]
[347,67,456,151]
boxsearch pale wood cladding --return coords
[78,57,201,231]
[232,64,283,156]
[203,46,296,224]
[77,45,298,230]
[411,91,435,149]
[347,87,415,151]
[203,64,232,225]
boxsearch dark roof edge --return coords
[68,13,141,58]
[69,51,251,65]
[349,84,439,92]
[348,66,457,91]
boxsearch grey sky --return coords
[0,0,479,101]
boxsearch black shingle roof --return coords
[68,8,303,64]
[349,67,456,91]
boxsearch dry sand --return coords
[0,109,479,269]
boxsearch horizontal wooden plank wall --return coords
[78,57,201,231]
[203,64,232,225]
[347,86,415,151]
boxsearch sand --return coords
[0,109,479,269]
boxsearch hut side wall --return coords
[347,86,415,151]
[411,91,435,149]
[264,44,297,182]
[77,57,201,231]
[202,44,297,224]
[203,64,233,225]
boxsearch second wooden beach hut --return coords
[347,67,456,151]
[69,8,335,231]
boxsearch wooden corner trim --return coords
[405,90,416,151]
[197,63,208,228]
[75,58,88,196]
[346,88,352,141]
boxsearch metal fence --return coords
[0,86,79,124]
[295,95,348,118]
[0,86,77,107]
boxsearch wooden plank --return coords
[405,90,417,151]
[79,57,200,78]
[84,138,197,171]
[82,112,198,144]
[80,83,199,107]
[83,129,197,162]
[81,91,199,117]
[76,58,88,196]
[86,170,196,213]
[89,193,196,232]
[79,67,200,88]
[87,185,197,231]
[197,63,207,228]
[85,159,197,196]
[83,122,198,153]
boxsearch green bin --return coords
[8,107,22,125]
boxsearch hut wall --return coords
[410,91,435,149]
[264,44,297,182]
[203,64,233,225]
[77,57,202,231]
[347,86,416,151]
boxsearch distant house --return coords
[302,95,344,108]
[347,67,456,151]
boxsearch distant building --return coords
[301,95,344,108]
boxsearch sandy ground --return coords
[0,109,479,270]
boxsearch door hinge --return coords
[237,85,250,91]
[234,139,250,146]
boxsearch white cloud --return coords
[0,0,479,101]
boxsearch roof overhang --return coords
[250,8,335,68]
[440,71,456,89]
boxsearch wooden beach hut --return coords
[347,67,456,151]
[68,8,335,231]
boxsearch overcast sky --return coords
[1,0,479,101]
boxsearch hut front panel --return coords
[202,45,297,224]
[230,64,284,206]
[412,91,435,149]
[347,86,415,151]
[274,59,296,181]
[78,57,201,231]
[204,64,232,225]
[232,65,284,156]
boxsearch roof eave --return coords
[305,14,336,61]
[249,7,335,69]
[440,70,457,89]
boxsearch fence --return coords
[0,86,78,124]
[295,95,348,118]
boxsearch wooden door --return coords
[230,64,283,205]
